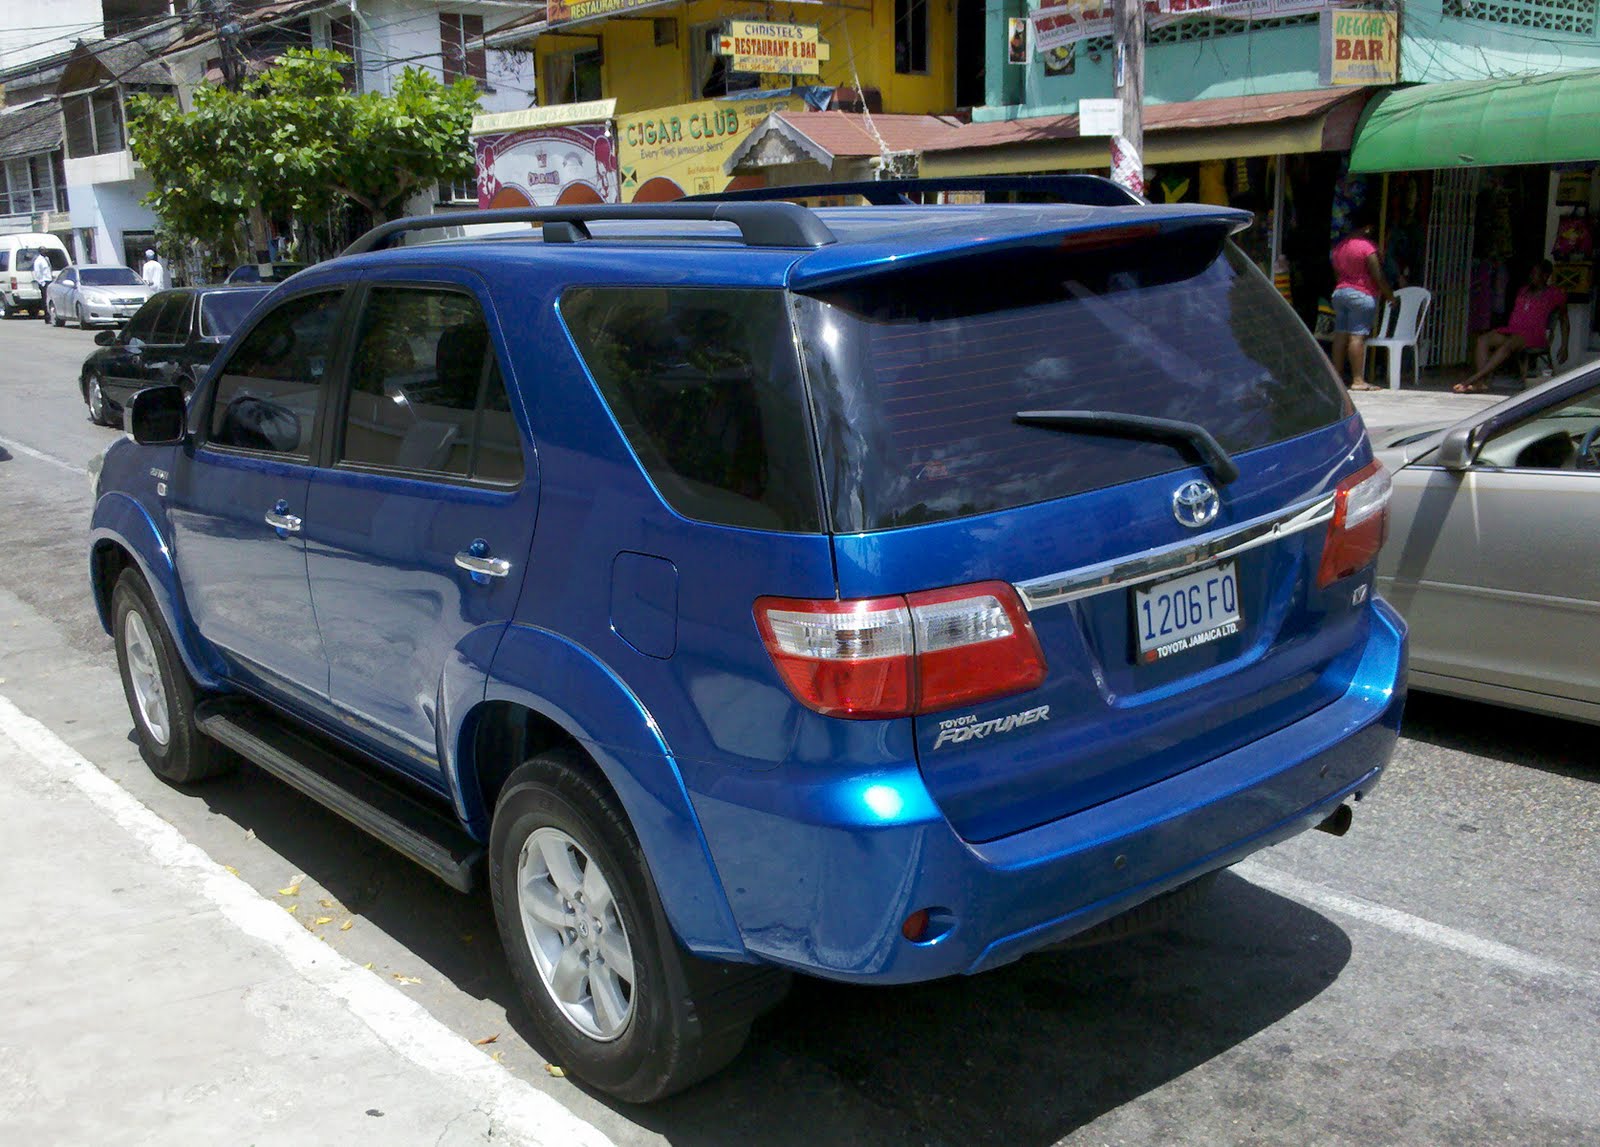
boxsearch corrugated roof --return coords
[0,100,63,160]
[773,111,969,158]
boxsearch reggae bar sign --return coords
[718,21,831,75]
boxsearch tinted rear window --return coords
[81,267,143,286]
[201,289,269,337]
[561,287,821,533]
[796,239,1351,532]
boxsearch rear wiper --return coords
[1014,409,1240,485]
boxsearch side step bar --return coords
[195,701,484,893]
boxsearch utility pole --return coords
[199,0,244,92]
[1111,0,1145,197]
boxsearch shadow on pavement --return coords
[1401,691,1598,782]
[185,756,1350,1146]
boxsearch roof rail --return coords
[341,202,836,256]
[688,175,1144,208]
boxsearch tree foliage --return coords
[129,49,479,254]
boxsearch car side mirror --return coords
[94,329,116,347]
[1435,424,1479,471]
[128,385,188,445]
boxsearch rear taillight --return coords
[8,277,16,291]
[1316,460,1391,588]
[754,581,1046,719]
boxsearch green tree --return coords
[128,49,479,257]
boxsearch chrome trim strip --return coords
[1014,493,1336,611]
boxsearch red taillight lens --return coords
[754,581,1046,719]
[1316,460,1391,588]
[8,277,16,290]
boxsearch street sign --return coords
[1079,98,1123,137]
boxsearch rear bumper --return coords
[689,598,1406,983]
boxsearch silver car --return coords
[1375,369,1600,725]
[45,264,154,328]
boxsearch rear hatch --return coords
[792,218,1375,843]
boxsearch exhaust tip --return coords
[1315,803,1354,837]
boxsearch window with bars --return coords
[1442,0,1597,35]
[440,12,487,84]
[1082,13,1320,54]
[0,155,63,216]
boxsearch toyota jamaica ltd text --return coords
[90,178,1405,1102]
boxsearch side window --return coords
[1478,384,1600,471]
[124,297,161,343]
[209,291,344,457]
[59,268,76,286]
[150,293,190,343]
[337,286,523,483]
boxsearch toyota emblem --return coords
[1172,480,1220,529]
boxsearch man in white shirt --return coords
[140,249,166,290]
[31,250,54,319]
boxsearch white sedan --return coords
[45,265,155,328]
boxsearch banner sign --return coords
[474,124,618,208]
[718,21,830,75]
[1325,9,1398,85]
[1032,0,1335,54]
[546,0,668,27]
[617,94,802,201]
[471,100,616,136]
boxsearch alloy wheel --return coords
[516,826,636,1041]
[88,375,106,423]
[122,609,171,746]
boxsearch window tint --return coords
[796,240,1351,531]
[79,267,142,286]
[1478,384,1600,470]
[200,289,269,338]
[561,287,820,532]
[124,297,161,342]
[150,293,192,343]
[209,291,343,457]
[338,287,523,483]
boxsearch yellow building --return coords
[477,0,972,201]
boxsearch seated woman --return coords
[1455,259,1569,393]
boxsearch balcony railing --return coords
[0,185,69,216]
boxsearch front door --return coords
[168,287,350,709]
[103,292,191,408]
[1383,378,1600,706]
[302,275,536,782]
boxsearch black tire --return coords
[111,569,232,785]
[489,750,787,1102]
[75,302,86,328]
[48,300,62,327]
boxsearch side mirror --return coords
[128,385,188,445]
[94,329,116,346]
[1435,423,1479,471]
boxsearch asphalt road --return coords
[1,313,1597,1146]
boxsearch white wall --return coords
[66,168,157,266]
[0,0,103,72]
[352,0,533,111]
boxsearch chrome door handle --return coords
[454,552,511,578]
[265,500,301,533]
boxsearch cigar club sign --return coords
[717,21,831,75]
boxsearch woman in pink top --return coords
[1454,259,1569,392]
[1329,211,1395,391]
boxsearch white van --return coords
[1,233,72,318]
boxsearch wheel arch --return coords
[450,624,748,962]
[90,494,226,690]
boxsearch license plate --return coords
[1134,562,1242,662]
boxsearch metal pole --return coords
[1111,0,1145,196]
[1270,153,1285,280]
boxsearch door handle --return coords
[455,538,510,581]
[265,499,301,534]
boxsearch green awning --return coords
[1349,69,1600,173]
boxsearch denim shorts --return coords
[1331,287,1378,335]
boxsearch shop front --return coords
[1349,68,1600,371]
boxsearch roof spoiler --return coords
[688,175,1145,208]
[341,202,837,256]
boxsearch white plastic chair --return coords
[1365,286,1432,390]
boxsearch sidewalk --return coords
[0,696,609,1147]
[1349,386,1501,436]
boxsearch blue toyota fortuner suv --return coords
[89,179,1405,1101]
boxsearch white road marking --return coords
[1235,858,1600,990]
[0,433,88,475]
[0,691,614,1147]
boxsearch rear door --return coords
[799,233,1374,842]
[302,273,536,783]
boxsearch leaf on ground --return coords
[491,1051,505,1063]
[473,1033,499,1046]
[313,916,334,926]
[362,962,374,970]
[391,974,422,986]
[284,903,298,914]
[339,919,354,931]
[277,883,301,897]
[543,1063,566,1078]
[318,898,334,909]
[223,865,239,876]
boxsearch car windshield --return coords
[81,268,144,287]
[200,289,270,338]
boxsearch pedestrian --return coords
[1453,259,1569,393]
[31,248,54,319]
[1329,208,1395,392]
[140,248,167,291]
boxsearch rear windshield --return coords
[795,238,1351,532]
[561,287,821,532]
[81,267,143,286]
